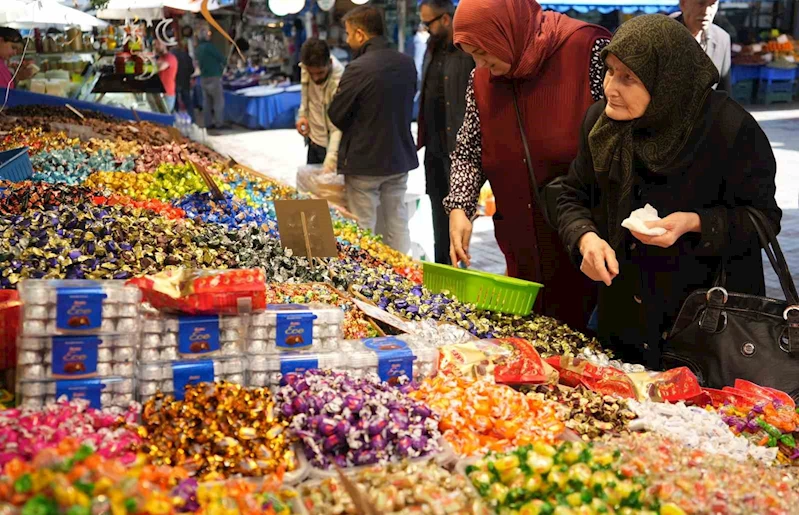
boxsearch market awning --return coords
[539,0,679,13]
[0,0,108,28]
[96,0,223,21]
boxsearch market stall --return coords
[1,100,799,515]
[194,83,301,130]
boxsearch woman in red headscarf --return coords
[443,0,610,332]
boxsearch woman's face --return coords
[459,43,511,76]
[603,53,651,121]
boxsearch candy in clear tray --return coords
[339,337,439,384]
[18,376,135,410]
[139,313,248,362]
[247,352,341,391]
[16,334,138,380]
[137,356,247,403]
[18,280,141,335]
[248,303,344,352]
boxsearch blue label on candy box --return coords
[178,316,220,354]
[51,336,100,377]
[172,360,214,400]
[279,353,319,385]
[56,286,107,330]
[363,337,416,386]
[55,379,104,409]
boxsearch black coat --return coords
[417,42,474,156]
[328,37,419,177]
[557,93,781,369]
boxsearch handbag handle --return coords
[511,84,553,228]
[745,206,799,304]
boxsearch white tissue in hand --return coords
[621,204,667,236]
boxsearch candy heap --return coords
[276,370,442,469]
[410,374,564,457]
[464,441,667,514]
[528,385,637,442]
[139,382,296,481]
[0,400,141,467]
[300,460,489,514]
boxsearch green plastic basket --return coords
[422,262,543,316]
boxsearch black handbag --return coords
[662,206,799,402]
[511,85,563,230]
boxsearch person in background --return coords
[154,40,178,112]
[672,0,731,91]
[296,39,345,173]
[328,6,418,254]
[557,15,778,368]
[444,0,610,332]
[292,19,307,83]
[0,28,35,89]
[172,42,195,118]
[195,27,228,130]
[413,24,429,88]
[417,0,474,264]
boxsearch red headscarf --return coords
[453,0,587,80]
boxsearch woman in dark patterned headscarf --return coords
[557,15,780,369]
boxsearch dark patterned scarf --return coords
[588,15,719,249]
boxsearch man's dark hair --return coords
[301,38,330,68]
[342,6,385,37]
[0,27,22,44]
[419,0,455,16]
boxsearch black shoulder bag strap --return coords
[511,84,552,228]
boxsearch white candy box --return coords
[139,313,248,363]
[17,334,138,380]
[247,303,344,354]
[137,356,247,403]
[17,376,135,410]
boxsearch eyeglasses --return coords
[421,14,444,29]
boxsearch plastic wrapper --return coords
[481,338,558,385]
[137,356,247,403]
[296,165,347,208]
[17,375,135,410]
[627,367,701,402]
[16,334,138,380]
[128,269,267,315]
[545,355,637,399]
[140,313,248,362]
[248,303,344,353]
[19,279,141,336]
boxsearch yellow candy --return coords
[660,504,687,515]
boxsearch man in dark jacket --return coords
[328,6,418,254]
[417,0,474,264]
[171,43,195,119]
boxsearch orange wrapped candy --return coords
[410,373,564,457]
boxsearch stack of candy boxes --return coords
[15,279,441,408]
[16,280,141,410]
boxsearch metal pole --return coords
[398,0,406,53]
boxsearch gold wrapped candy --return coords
[139,382,296,482]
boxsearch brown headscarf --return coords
[452,0,586,80]
[588,15,719,249]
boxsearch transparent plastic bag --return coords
[296,165,347,208]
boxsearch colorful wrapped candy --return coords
[276,370,442,470]
[464,441,667,514]
[300,460,489,514]
[410,374,564,457]
[0,400,140,467]
[140,382,296,481]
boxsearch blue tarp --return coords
[0,88,176,126]
[194,84,302,130]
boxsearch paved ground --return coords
[207,105,799,300]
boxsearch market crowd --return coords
[294,0,780,371]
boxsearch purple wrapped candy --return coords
[275,370,442,470]
[319,417,337,437]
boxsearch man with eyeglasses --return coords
[416,0,474,265]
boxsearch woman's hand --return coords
[630,212,701,248]
[579,232,619,286]
[449,209,473,267]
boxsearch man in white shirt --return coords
[672,0,731,91]
[296,39,345,173]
